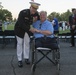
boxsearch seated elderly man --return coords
[30,11,58,49]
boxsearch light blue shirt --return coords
[33,20,54,38]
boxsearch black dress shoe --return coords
[25,59,30,65]
[18,61,23,67]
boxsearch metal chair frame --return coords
[30,36,60,75]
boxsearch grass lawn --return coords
[59,29,70,34]
[2,24,15,31]
[1,24,70,34]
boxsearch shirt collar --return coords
[40,19,47,24]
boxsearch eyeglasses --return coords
[39,23,42,29]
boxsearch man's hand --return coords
[33,16,38,22]
[30,28,41,33]
[34,29,40,33]
[29,28,36,33]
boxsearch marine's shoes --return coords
[18,61,23,67]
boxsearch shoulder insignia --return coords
[25,17,29,20]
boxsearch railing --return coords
[0,30,16,48]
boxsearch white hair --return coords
[39,11,47,16]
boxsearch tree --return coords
[0,2,3,9]
[48,12,61,21]
[60,9,71,21]
[0,2,12,21]
[0,9,12,21]
[13,18,17,22]
[48,9,72,22]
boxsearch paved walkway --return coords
[0,41,76,75]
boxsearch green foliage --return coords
[0,2,3,9]
[2,23,15,31]
[48,9,72,22]
[0,2,12,21]
[60,10,71,21]
[48,12,61,21]
[0,9,12,21]
[59,29,70,34]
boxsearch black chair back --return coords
[4,30,15,36]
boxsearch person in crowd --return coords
[69,8,76,47]
[14,2,40,67]
[51,16,59,34]
[59,22,63,31]
[62,21,66,31]
[4,21,8,30]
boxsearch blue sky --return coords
[0,0,76,19]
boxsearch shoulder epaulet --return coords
[20,9,30,15]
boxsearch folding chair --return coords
[3,30,16,48]
[0,31,4,48]
[31,36,60,75]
